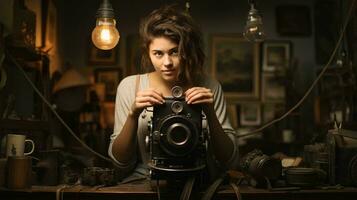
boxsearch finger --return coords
[132,98,160,114]
[185,87,202,96]
[186,87,211,99]
[190,98,213,104]
[139,89,165,102]
[186,88,212,103]
[187,92,213,104]
[137,96,163,105]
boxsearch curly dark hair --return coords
[139,4,205,85]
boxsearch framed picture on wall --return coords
[262,41,291,72]
[94,67,122,101]
[240,103,261,126]
[211,34,260,100]
[262,73,286,103]
[88,43,118,65]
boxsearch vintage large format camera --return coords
[304,128,357,186]
[147,86,207,179]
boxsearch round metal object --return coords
[166,123,191,146]
[171,86,183,98]
[171,101,184,114]
[158,115,199,157]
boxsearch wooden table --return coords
[1,181,357,200]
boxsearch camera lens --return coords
[167,123,191,146]
[171,86,183,98]
[171,101,184,114]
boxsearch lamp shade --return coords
[52,69,91,112]
[52,69,90,94]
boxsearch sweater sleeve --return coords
[209,79,240,169]
[108,75,137,175]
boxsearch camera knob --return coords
[171,86,183,98]
[153,131,160,142]
[171,101,184,114]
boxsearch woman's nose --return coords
[163,54,173,66]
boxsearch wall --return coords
[55,0,321,140]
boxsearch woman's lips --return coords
[162,70,175,75]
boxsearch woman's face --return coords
[149,37,181,83]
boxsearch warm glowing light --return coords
[91,18,120,50]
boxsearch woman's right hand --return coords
[129,88,165,117]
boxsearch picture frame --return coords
[94,67,122,101]
[88,43,118,66]
[211,34,260,100]
[261,73,286,103]
[276,5,312,37]
[240,103,261,126]
[262,41,291,72]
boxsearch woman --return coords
[108,5,239,181]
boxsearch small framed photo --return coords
[262,41,291,72]
[88,43,118,65]
[94,67,122,101]
[262,73,286,103]
[240,103,261,126]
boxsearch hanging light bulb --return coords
[243,0,266,42]
[185,0,191,13]
[91,0,120,50]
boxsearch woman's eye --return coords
[153,52,163,57]
[170,49,178,56]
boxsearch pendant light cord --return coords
[238,0,356,138]
[5,50,113,163]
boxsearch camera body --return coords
[147,86,207,179]
[304,128,357,186]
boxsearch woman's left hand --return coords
[185,87,214,107]
[185,87,214,114]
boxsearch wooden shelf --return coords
[0,119,49,132]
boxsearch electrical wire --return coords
[237,0,356,138]
[4,0,356,157]
[5,50,113,163]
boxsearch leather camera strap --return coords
[201,174,226,200]
[201,172,242,200]
[179,176,196,200]
[229,182,242,200]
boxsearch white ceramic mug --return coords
[5,134,35,157]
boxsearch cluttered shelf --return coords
[0,119,49,132]
[1,182,357,200]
